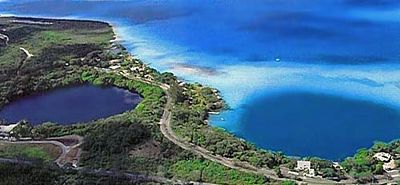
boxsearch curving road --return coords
[1,140,67,166]
[119,73,302,183]
[17,47,33,75]
[0,135,83,167]
[117,71,358,184]
[0,33,9,46]
[156,83,297,183]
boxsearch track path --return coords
[0,135,83,166]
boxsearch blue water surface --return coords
[0,85,142,125]
[1,0,400,159]
[239,91,400,160]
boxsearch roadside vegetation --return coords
[171,159,267,184]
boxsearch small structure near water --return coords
[0,123,19,141]
[374,152,392,162]
[373,152,399,180]
[295,160,311,171]
[294,160,316,178]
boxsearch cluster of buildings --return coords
[107,55,155,82]
[373,152,399,179]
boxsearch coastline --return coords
[0,14,384,162]
[1,14,391,157]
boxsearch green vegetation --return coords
[10,120,33,138]
[0,17,272,184]
[3,16,375,184]
[342,149,377,183]
[0,144,55,162]
[0,17,113,108]
[170,85,288,169]
[341,140,400,183]
[0,162,146,185]
[171,159,267,184]
[300,157,346,180]
[81,120,150,170]
[281,180,296,185]
[0,162,60,185]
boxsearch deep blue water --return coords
[0,85,142,125]
[239,91,400,160]
[1,0,400,159]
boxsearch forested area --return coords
[169,80,288,169]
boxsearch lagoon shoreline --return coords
[2,14,394,161]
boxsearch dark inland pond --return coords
[238,91,400,160]
[0,85,142,125]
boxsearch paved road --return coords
[116,71,360,184]
[17,47,33,75]
[0,33,9,45]
[156,83,297,183]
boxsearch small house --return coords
[109,65,121,70]
[295,160,311,171]
[374,152,392,162]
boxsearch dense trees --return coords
[10,120,33,138]
[0,162,60,185]
[81,120,150,170]
[0,162,146,185]
[171,99,287,170]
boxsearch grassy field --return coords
[170,159,267,185]
[0,142,61,162]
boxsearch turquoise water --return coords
[1,0,400,159]
[0,85,142,125]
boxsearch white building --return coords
[0,123,19,133]
[383,160,397,171]
[109,65,121,70]
[295,160,311,171]
[333,162,343,170]
[305,169,315,177]
[374,152,392,162]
